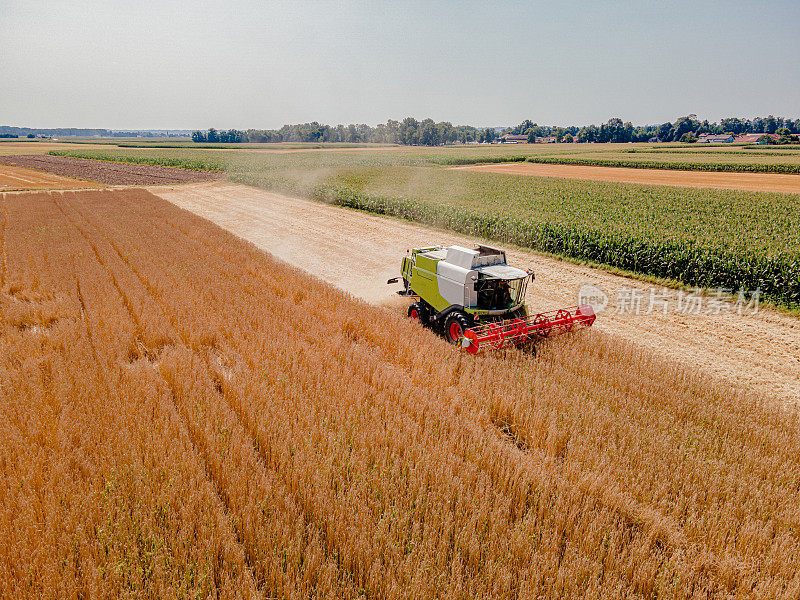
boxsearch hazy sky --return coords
[2,0,798,129]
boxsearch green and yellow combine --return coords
[389,244,595,353]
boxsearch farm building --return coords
[696,133,734,143]
[733,133,790,144]
[499,134,529,143]
[733,133,764,143]
[535,136,557,143]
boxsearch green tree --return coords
[437,121,455,145]
[656,122,673,142]
[400,117,419,145]
[418,119,439,146]
[671,115,698,141]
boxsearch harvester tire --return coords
[444,312,471,345]
[408,302,427,324]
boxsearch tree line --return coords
[496,115,800,144]
[190,114,800,146]
[191,119,484,145]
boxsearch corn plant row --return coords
[291,181,799,307]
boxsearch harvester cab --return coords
[388,244,595,354]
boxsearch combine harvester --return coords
[388,244,595,354]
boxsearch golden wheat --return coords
[1,188,799,599]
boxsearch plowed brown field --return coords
[0,163,101,190]
[453,162,800,193]
[0,155,224,186]
[151,182,800,403]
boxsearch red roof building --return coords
[499,134,529,143]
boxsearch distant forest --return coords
[0,126,191,138]
[191,114,800,146]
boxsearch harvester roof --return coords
[441,245,527,279]
[445,245,506,269]
[475,264,528,280]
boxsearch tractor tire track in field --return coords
[107,189,459,598]
[150,181,800,405]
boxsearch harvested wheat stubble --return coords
[0,163,103,190]
[0,154,223,186]
[3,188,800,598]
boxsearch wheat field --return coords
[2,188,800,599]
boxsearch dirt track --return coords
[454,162,800,194]
[149,181,800,404]
[0,164,102,190]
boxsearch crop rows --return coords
[48,149,228,172]
[49,143,800,172]
[45,149,800,307]
[518,155,800,174]
[300,182,799,306]
[3,188,800,597]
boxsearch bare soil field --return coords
[0,163,102,190]
[4,187,800,597]
[151,181,800,403]
[454,162,800,193]
[0,154,223,186]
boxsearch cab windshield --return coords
[476,277,527,310]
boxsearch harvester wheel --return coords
[444,312,471,345]
[408,302,426,323]
[532,313,551,338]
[555,308,573,331]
